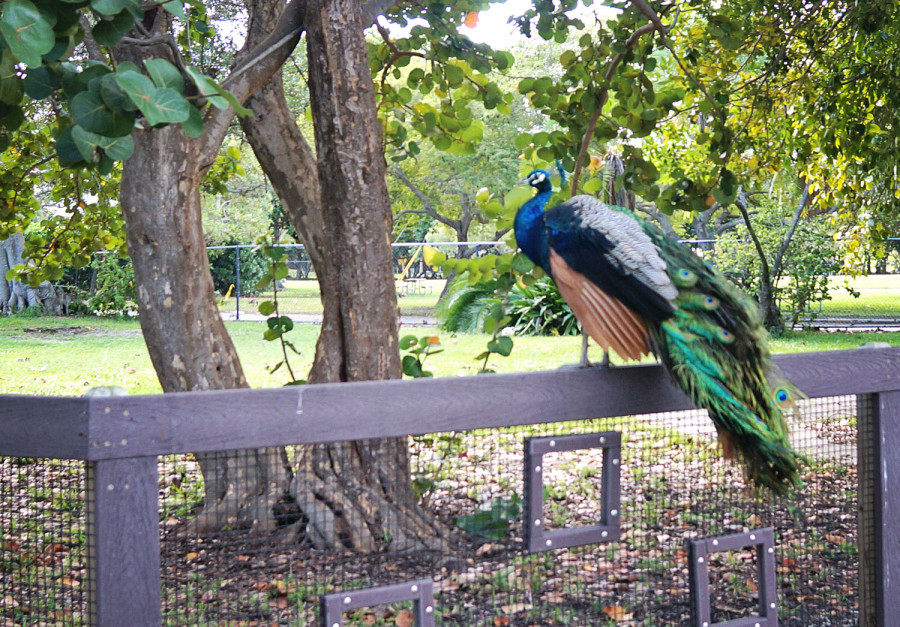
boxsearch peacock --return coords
[513,168,803,494]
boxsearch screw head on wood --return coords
[343,596,351,604]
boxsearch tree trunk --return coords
[119,122,291,532]
[239,0,446,551]
[112,5,296,532]
[0,233,67,314]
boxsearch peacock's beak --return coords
[515,176,530,186]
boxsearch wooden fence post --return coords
[85,457,160,626]
[859,390,900,626]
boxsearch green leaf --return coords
[0,0,56,68]
[402,354,422,377]
[70,124,133,162]
[0,51,23,105]
[55,124,87,166]
[91,10,135,46]
[99,133,133,160]
[511,252,534,274]
[399,334,418,350]
[23,65,59,99]
[144,58,184,91]
[504,186,533,211]
[422,245,445,267]
[173,104,200,138]
[582,177,601,194]
[184,65,251,116]
[162,0,185,21]
[70,90,113,133]
[90,0,141,18]
[143,88,190,125]
[258,300,276,316]
[70,124,101,162]
[99,72,135,112]
[114,70,156,110]
[487,336,513,357]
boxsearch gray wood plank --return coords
[0,396,89,458]
[85,457,160,626]
[876,390,900,623]
[82,347,900,459]
[2,346,900,460]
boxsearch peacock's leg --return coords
[579,333,590,367]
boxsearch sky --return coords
[462,0,532,47]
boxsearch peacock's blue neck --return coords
[514,189,553,271]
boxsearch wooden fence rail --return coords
[2,346,900,625]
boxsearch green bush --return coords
[436,276,579,336]
[207,245,271,295]
[506,277,579,336]
[86,255,138,317]
[714,204,842,326]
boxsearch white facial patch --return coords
[531,171,546,184]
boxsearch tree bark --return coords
[0,233,68,314]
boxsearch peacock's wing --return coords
[548,249,653,361]
[644,228,804,493]
[542,196,677,360]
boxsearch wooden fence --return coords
[2,346,900,625]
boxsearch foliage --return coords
[207,243,270,296]
[85,254,137,317]
[433,277,497,333]
[714,203,842,327]
[399,334,442,378]
[255,245,303,385]
[436,275,578,338]
[506,276,579,337]
[454,494,522,540]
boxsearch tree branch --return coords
[201,0,403,162]
[390,166,460,230]
[771,182,810,282]
[570,22,656,195]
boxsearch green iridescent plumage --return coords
[643,227,803,494]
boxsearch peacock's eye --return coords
[777,390,789,402]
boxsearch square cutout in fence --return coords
[687,527,778,627]
[320,579,435,627]
[523,431,621,553]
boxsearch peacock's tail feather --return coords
[646,229,805,495]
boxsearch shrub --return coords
[436,276,579,336]
[86,255,138,317]
[207,244,271,295]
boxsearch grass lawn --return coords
[217,278,445,317]
[1,313,899,396]
[217,275,900,319]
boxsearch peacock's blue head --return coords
[517,169,553,194]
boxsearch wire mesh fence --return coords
[2,394,862,625]
[0,457,87,625]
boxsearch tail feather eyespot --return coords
[674,269,698,287]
